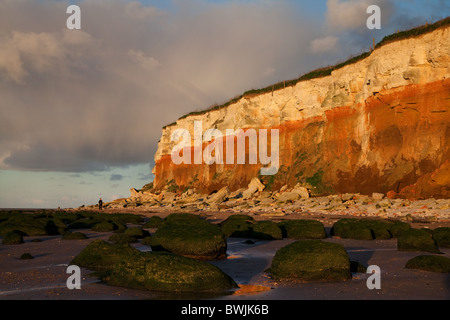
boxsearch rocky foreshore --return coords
[84,178,450,222]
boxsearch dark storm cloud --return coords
[0,0,447,173]
[0,0,322,172]
[110,174,124,181]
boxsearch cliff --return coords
[151,21,450,199]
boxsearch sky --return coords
[0,0,449,209]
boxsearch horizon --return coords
[1,0,449,209]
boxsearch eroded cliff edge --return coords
[152,24,450,199]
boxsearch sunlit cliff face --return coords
[152,27,450,199]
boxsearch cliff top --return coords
[163,16,450,129]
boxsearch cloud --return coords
[0,0,445,175]
[0,0,323,173]
[110,174,124,181]
[128,50,161,71]
[326,0,394,32]
[138,172,153,181]
[311,36,339,53]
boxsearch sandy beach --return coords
[1,210,449,301]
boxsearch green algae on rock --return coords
[143,216,163,228]
[20,253,34,260]
[251,221,283,240]
[71,240,140,271]
[432,227,450,248]
[330,218,411,240]
[2,231,24,245]
[405,255,450,273]
[108,251,238,292]
[330,219,374,240]
[279,220,327,240]
[149,221,227,260]
[62,231,88,240]
[397,228,442,254]
[269,240,351,281]
[108,233,138,244]
[220,214,255,238]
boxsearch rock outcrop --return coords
[151,23,450,199]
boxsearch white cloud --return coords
[0,0,436,175]
[326,0,393,32]
[128,50,161,70]
[311,36,339,53]
[0,0,323,173]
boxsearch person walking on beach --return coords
[98,198,103,211]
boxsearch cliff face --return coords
[152,26,450,199]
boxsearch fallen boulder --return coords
[292,184,310,199]
[206,186,230,204]
[276,192,300,203]
[242,177,265,199]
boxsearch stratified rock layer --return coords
[152,26,450,199]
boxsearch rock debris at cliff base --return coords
[95,182,450,222]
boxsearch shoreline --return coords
[1,208,449,300]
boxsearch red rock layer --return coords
[153,79,450,198]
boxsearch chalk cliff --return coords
[151,23,450,199]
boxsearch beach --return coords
[1,210,449,300]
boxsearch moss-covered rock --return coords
[350,261,367,273]
[432,227,450,249]
[71,240,140,271]
[107,213,143,225]
[362,219,393,239]
[279,220,327,240]
[386,220,411,237]
[2,231,24,245]
[330,218,411,240]
[0,213,62,236]
[54,211,81,224]
[143,216,163,228]
[68,218,99,230]
[123,227,150,239]
[91,221,118,232]
[20,253,34,260]
[251,221,282,240]
[269,240,351,281]
[220,214,254,238]
[164,213,204,225]
[108,251,238,292]
[331,219,374,240]
[405,255,450,273]
[150,221,227,260]
[397,228,442,254]
[108,233,138,244]
[141,236,153,246]
[0,223,47,237]
[62,231,88,240]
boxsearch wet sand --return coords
[0,211,449,300]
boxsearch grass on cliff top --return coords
[163,16,450,129]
